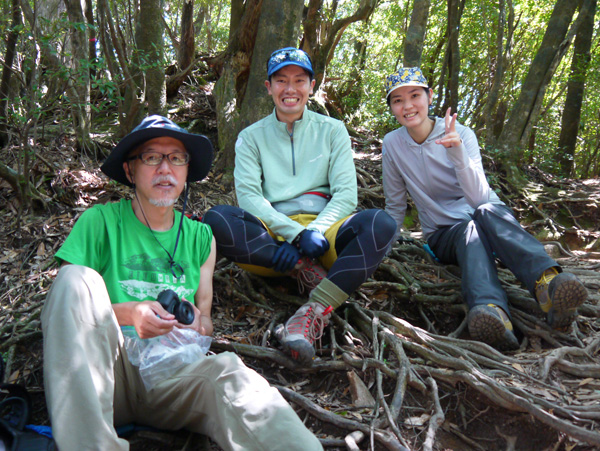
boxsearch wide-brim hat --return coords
[101,115,213,187]
[385,67,429,99]
[267,47,314,77]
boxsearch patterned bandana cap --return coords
[267,47,314,77]
[385,67,429,98]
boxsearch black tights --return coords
[203,205,396,294]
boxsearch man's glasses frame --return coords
[129,152,190,166]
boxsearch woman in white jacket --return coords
[381,67,587,351]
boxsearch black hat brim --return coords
[101,127,213,187]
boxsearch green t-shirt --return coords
[55,199,213,304]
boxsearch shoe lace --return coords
[286,304,333,344]
[536,267,559,288]
[293,258,326,294]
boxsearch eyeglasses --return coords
[129,152,190,166]
[267,48,313,76]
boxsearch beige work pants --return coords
[42,265,322,451]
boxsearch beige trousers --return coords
[42,265,322,451]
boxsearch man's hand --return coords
[131,301,177,339]
[435,107,462,149]
[175,300,213,336]
[297,230,330,258]
[272,241,301,273]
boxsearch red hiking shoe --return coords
[274,302,333,365]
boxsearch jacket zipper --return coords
[288,123,296,175]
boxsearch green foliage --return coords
[162,0,231,59]
[326,2,408,136]
[324,0,600,180]
[0,0,598,180]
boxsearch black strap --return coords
[0,385,31,429]
[0,353,55,450]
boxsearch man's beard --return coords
[149,197,177,207]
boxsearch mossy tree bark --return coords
[138,0,167,117]
[212,0,304,181]
[403,0,431,68]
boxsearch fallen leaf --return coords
[512,363,525,372]
[578,378,594,386]
[404,413,431,427]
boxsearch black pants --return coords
[203,205,396,295]
[427,203,557,315]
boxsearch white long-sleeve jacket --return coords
[382,117,503,240]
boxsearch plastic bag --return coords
[122,327,212,391]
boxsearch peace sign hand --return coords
[435,107,463,148]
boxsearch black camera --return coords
[156,289,195,325]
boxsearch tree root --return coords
[203,243,600,448]
[277,385,410,451]
[1,219,599,449]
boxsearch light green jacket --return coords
[234,107,357,242]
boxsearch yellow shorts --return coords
[236,214,353,276]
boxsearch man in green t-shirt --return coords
[42,115,323,450]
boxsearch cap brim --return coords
[386,82,429,99]
[268,61,314,77]
[101,127,213,187]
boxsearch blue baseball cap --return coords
[101,115,213,187]
[267,47,314,77]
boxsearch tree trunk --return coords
[238,0,304,131]
[0,0,21,147]
[97,0,142,137]
[211,0,263,178]
[21,0,68,117]
[63,0,92,153]
[498,0,579,168]
[85,0,97,79]
[212,0,305,179]
[167,0,196,98]
[444,0,464,115]
[302,0,378,92]
[138,0,166,116]
[482,0,508,148]
[403,0,430,67]
[556,0,596,177]
[179,0,195,71]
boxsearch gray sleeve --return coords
[382,140,408,242]
[445,125,493,208]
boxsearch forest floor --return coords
[1,88,599,450]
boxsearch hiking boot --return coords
[274,302,333,365]
[535,267,587,329]
[467,304,519,350]
[290,256,327,294]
